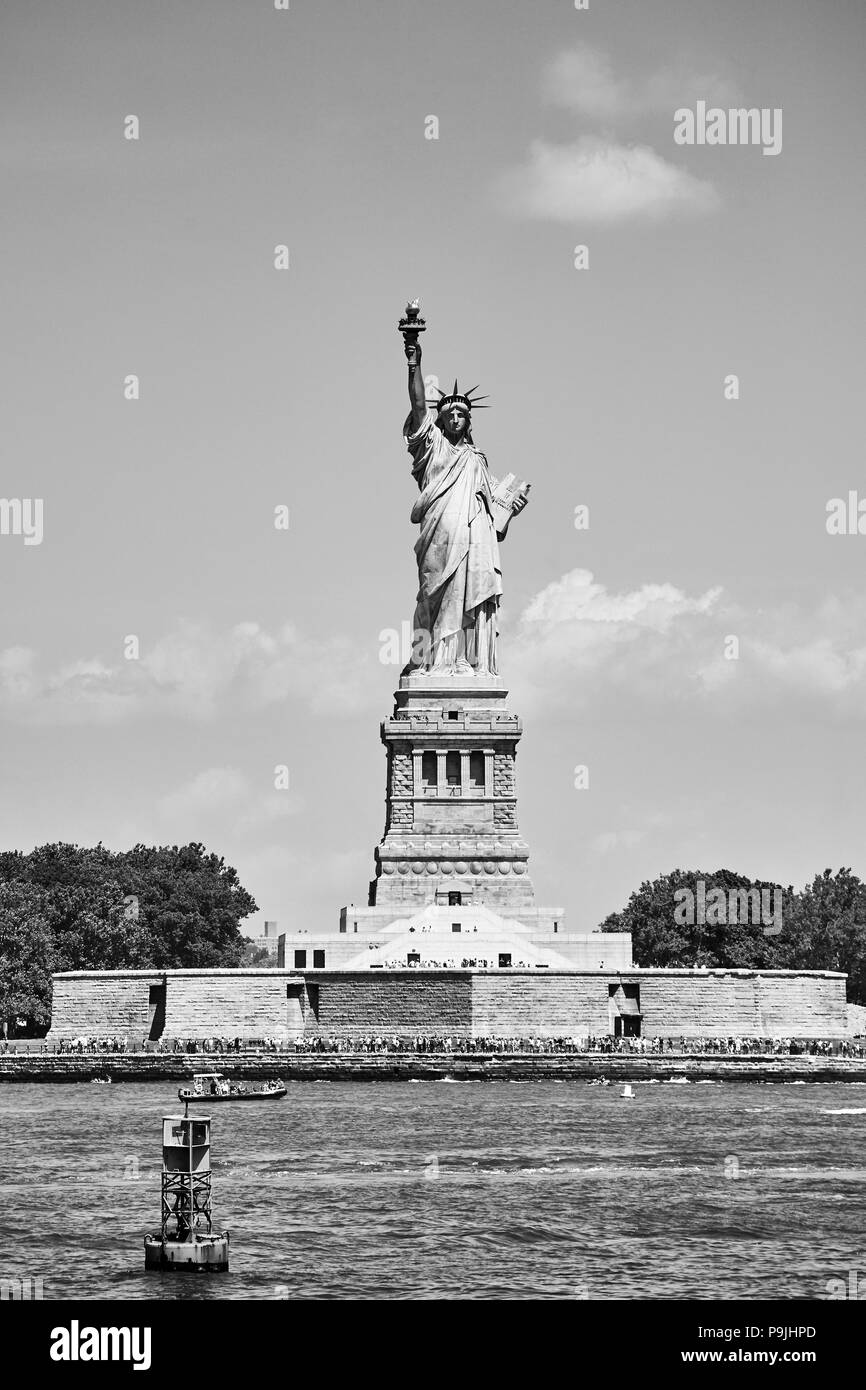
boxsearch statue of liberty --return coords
[400,302,529,678]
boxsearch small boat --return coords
[620,1084,635,1100]
[178,1072,286,1104]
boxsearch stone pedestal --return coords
[366,674,545,919]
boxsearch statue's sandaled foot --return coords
[454,658,474,675]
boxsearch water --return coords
[1,1080,865,1300]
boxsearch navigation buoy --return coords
[144,1110,229,1273]
[620,1084,635,1100]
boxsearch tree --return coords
[600,866,866,1004]
[121,843,257,968]
[45,882,150,973]
[0,841,257,968]
[784,869,866,1004]
[0,882,54,1032]
[600,868,793,971]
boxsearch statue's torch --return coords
[398,298,427,353]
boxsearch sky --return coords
[1,0,865,937]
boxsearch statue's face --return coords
[440,406,469,442]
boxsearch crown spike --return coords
[433,377,491,414]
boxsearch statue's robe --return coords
[404,410,502,660]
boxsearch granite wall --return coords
[470,972,611,1037]
[48,973,161,1039]
[165,972,297,1039]
[5,1053,866,1084]
[300,971,473,1038]
[46,967,852,1042]
[637,970,847,1039]
[48,970,303,1042]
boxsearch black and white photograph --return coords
[1,0,865,1360]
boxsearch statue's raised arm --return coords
[400,300,427,432]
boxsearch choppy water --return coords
[1,1080,865,1300]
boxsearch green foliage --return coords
[119,843,257,969]
[784,869,866,1003]
[601,867,866,1003]
[0,842,259,1029]
[0,882,54,1030]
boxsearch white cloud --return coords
[156,766,302,842]
[543,46,742,119]
[0,620,382,726]
[694,601,866,712]
[590,809,675,857]
[509,569,723,712]
[543,47,630,120]
[499,136,719,224]
[7,580,866,731]
[523,569,721,628]
[158,767,250,820]
[0,647,36,701]
[499,46,733,224]
[644,67,742,113]
[591,828,649,855]
[511,569,866,719]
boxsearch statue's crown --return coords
[429,379,490,414]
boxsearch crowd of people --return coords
[380,959,533,970]
[5,1032,864,1057]
[582,1034,866,1056]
